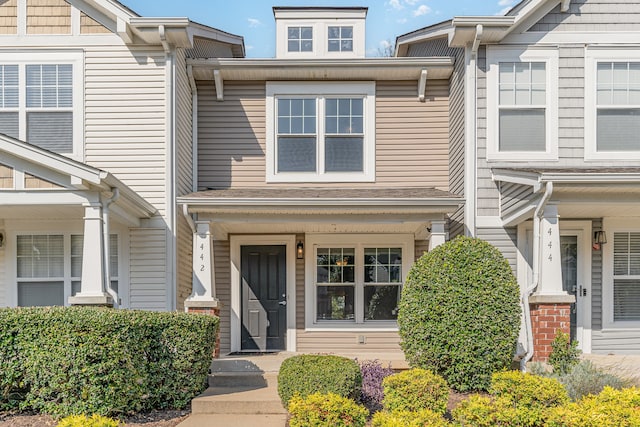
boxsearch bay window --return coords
[267,82,375,182]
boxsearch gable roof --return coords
[396,0,570,53]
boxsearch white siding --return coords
[84,45,167,214]
[129,228,168,311]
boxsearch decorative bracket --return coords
[214,69,224,101]
[418,69,427,102]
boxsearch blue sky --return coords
[121,0,518,57]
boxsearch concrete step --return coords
[208,371,278,388]
[177,414,288,427]
[191,385,286,415]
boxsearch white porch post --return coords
[429,220,447,250]
[535,204,566,296]
[68,202,113,306]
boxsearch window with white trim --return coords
[612,232,640,322]
[16,233,118,307]
[328,26,353,52]
[287,26,313,52]
[266,82,375,182]
[486,48,558,161]
[0,52,82,159]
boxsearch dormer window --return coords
[328,26,353,52]
[288,26,313,52]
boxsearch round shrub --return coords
[398,236,521,391]
[371,409,450,427]
[288,392,368,427]
[545,386,640,427]
[278,355,362,406]
[381,368,449,415]
[452,394,545,427]
[57,414,121,427]
[490,371,569,408]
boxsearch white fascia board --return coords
[503,203,537,227]
[179,197,462,207]
[273,8,367,20]
[0,136,102,185]
[540,173,640,184]
[492,169,543,192]
[102,173,157,217]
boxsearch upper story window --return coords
[266,82,375,183]
[0,52,82,160]
[486,47,558,161]
[287,26,313,52]
[328,26,353,52]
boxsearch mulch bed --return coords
[0,409,190,427]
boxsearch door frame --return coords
[230,235,296,353]
[518,220,592,353]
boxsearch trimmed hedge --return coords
[381,368,449,415]
[0,306,218,416]
[278,355,362,406]
[398,236,521,391]
[490,371,569,409]
[288,392,368,427]
[371,409,450,427]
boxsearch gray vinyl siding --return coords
[591,332,640,354]
[84,45,168,214]
[129,228,168,311]
[529,0,640,32]
[476,226,518,272]
[295,233,305,331]
[214,239,231,355]
[197,80,451,190]
[591,218,603,330]
[500,182,535,219]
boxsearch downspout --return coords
[521,181,553,370]
[102,188,120,308]
[160,25,177,311]
[182,203,196,234]
[465,24,482,236]
[187,65,198,193]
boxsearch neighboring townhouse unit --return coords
[178,7,462,356]
[0,0,243,311]
[398,0,640,360]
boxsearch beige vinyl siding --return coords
[415,239,428,260]
[129,228,168,311]
[213,239,231,355]
[530,0,640,32]
[297,331,402,355]
[84,46,167,214]
[80,12,110,34]
[26,0,70,34]
[0,235,5,307]
[176,214,192,312]
[477,226,518,272]
[0,0,17,34]
[197,80,450,190]
[0,164,14,188]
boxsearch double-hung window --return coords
[612,232,640,322]
[267,82,375,182]
[307,235,412,328]
[0,52,82,159]
[328,26,353,52]
[585,50,640,159]
[486,48,558,161]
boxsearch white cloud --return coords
[396,17,408,24]
[380,40,393,49]
[245,45,254,50]
[413,4,431,17]
[498,0,514,6]
[388,0,403,10]
[247,18,261,28]
[405,0,420,4]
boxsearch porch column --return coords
[184,220,221,358]
[68,203,113,306]
[428,220,446,250]
[530,204,575,361]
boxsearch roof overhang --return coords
[187,57,454,101]
[448,16,516,47]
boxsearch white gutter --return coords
[102,188,120,308]
[182,203,197,234]
[187,65,198,192]
[464,24,482,236]
[521,181,553,370]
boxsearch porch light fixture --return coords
[297,241,304,259]
[593,230,607,251]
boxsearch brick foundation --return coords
[186,305,221,359]
[530,303,571,362]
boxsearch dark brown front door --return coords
[241,245,287,351]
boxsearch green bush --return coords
[453,394,546,427]
[288,392,368,427]
[278,355,362,406]
[57,414,121,427]
[398,236,521,392]
[381,369,449,415]
[490,371,569,408]
[548,331,581,375]
[0,306,218,416]
[372,409,450,427]
[545,386,640,427]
